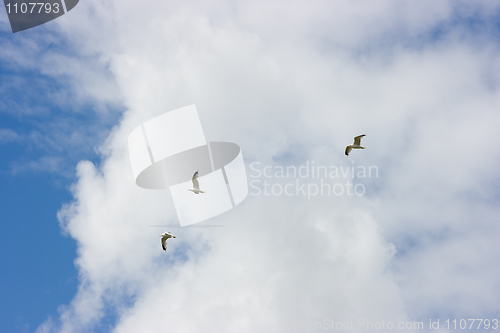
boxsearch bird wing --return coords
[345,146,352,156]
[192,170,200,189]
[353,134,366,146]
[161,236,167,251]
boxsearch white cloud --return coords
[0,128,21,144]
[33,0,500,332]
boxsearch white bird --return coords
[345,134,366,156]
[160,231,176,251]
[187,170,205,194]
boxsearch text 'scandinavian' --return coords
[345,134,366,156]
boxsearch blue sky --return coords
[0,12,122,332]
[0,34,74,333]
[1,1,500,332]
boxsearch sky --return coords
[1,0,500,332]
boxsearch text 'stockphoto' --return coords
[1,1,500,333]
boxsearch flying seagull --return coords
[160,231,176,251]
[345,134,366,156]
[188,170,205,194]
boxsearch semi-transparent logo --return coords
[128,105,248,226]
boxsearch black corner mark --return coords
[64,0,77,11]
[3,0,79,33]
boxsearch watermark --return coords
[249,161,378,199]
[291,318,499,330]
[128,105,248,226]
[292,319,423,330]
[3,0,80,33]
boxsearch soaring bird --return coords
[345,134,366,156]
[188,170,205,194]
[160,231,176,251]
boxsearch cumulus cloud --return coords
[34,0,500,332]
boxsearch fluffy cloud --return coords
[36,0,500,332]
